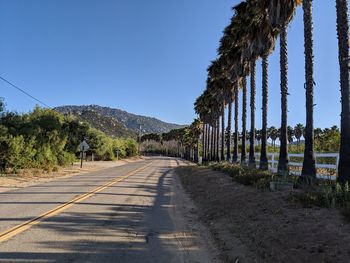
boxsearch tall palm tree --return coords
[268,126,279,149]
[260,56,269,170]
[249,62,256,168]
[302,0,317,179]
[211,125,214,161]
[287,125,294,148]
[232,83,239,163]
[226,100,232,161]
[202,123,207,162]
[216,118,220,162]
[207,124,211,161]
[267,0,299,175]
[277,25,289,176]
[241,77,247,164]
[294,123,304,146]
[336,0,350,183]
[221,104,225,161]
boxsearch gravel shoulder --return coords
[176,165,350,263]
[0,157,145,193]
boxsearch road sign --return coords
[77,140,90,152]
[78,140,90,169]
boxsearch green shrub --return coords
[209,162,273,187]
[0,105,140,172]
[58,152,76,166]
[292,182,350,213]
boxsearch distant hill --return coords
[55,105,185,134]
[71,110,137,138]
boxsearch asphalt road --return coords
[0,157,214,263]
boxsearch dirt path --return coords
[177,166,350,263]
[0,157,144,193]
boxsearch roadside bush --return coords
[293,182,350,207]
[1,135,36,172]
[57,152,76,166]
[210,162,273,187]
[0,104,140,173]
[291,182,350,220]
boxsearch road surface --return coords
[0,157,215,263]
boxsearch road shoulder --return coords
[176,165,350,263]
[171,167,222,263]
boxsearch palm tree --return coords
[221,104,225,161]
[241,77,247,164]
[200,123,205,162]
[210,125,214,161]
[226,100,232,161]
[336,0,350,183]
[287,125,294,147]
[216,118,220,162]
[249,62,256,168]
[294,123,304,146]
[233,83,239,163]
[260,56,269,170]
[269,126,279,150]
[267,0,300,175]
[278,25,289,176]
[207,125,211,161]
[302,0,317,179]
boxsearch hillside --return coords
[54,105,185,134]
[72,110,137,138]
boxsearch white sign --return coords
[77,140,90,152]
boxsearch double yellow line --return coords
[0,161,153,243]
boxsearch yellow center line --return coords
[0,161,154,243]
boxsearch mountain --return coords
[54,105,185,134]
[72,110,137,138]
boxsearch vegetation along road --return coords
[0,157,215,263]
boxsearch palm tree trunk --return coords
[249,61,256,168]
[206,124,210,161]
[216,118,220,162]
[210,125,214,161]
[207,124,211,161]
[202,123,206,162]
[241,77,247,165]
[212,124,215,161]
[221,104,225,161]
[226,101,232,161]
[233,84,239,163]
[213,123,217,161]
[302,0,317,179]
[336,0,350,183]
[194,140,199,163]
[208,125,213,162]
[278,25,290,176]
[260,56,269,170]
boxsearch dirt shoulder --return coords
[0,157,145,193]
[176,166,350,263]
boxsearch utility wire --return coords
[0,75,50,108]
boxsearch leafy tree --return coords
[0,98,5,114]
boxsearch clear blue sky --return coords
[0,0,344,128]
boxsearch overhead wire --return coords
[0,75,50,108]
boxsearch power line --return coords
[0,75,50,108]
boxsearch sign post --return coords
[115,149,120,161]
[77,140,90,168]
